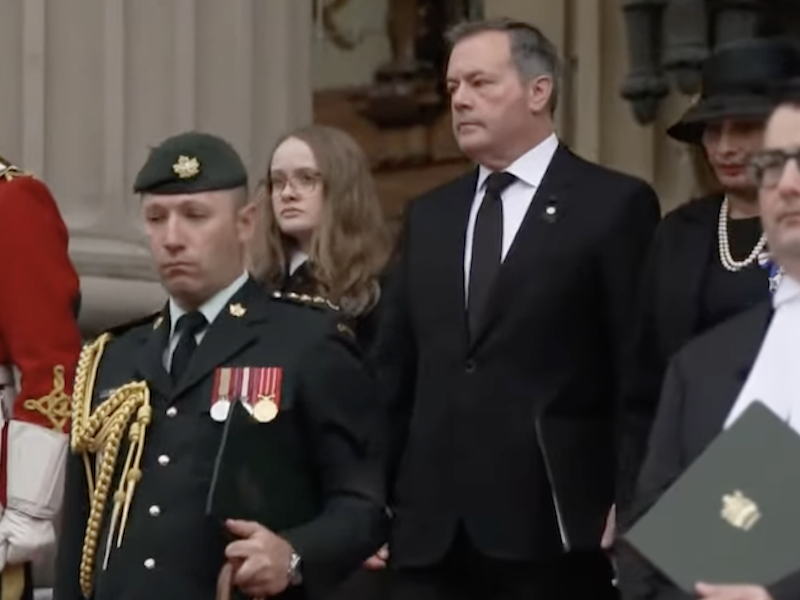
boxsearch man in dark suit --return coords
[618,86,800,600]
[53,132,386,600]
[372,16,661,600]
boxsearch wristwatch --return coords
[288,552,303,586]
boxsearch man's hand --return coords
[695,582,773,600]
[0,509,55,571]
[225,519,295,598]
[601,505,616,549]
[363,544,389,570]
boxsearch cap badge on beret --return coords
[172,155,200,179]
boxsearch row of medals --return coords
[211,395,279,423]
[209,367,281,423]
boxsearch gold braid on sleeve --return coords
[70,333,153,599]
[23,366,71,431]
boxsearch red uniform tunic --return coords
[0,163,81,436]
[0,159,81,600]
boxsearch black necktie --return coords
[170,311,207,384]
[468,171,516,337]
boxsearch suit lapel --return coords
[469,145,576,348]
[441,170,479,347]
[705,302,773,433]
[134,309,172,401]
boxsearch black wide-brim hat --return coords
[667,37,800,144]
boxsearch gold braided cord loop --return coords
[23,365,71,430]
[70,334,152,598]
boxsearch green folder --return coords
[624,401,800,592]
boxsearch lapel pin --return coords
[229,303,247,317]
[153,316,164,330]
[542,197,558,223]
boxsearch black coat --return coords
[54,278,387,600]
[373,145,662,567]
[619,195,770,508]
[617,302,800,600]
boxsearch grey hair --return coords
[446,17,562,112]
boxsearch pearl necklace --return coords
[718,197,768,272]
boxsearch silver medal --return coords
[210,399,230,422]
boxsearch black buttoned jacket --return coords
[53,278,386,600]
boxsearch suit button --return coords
[144,558,155,569]
[465,360,476,373]
[157,455,170,466]
[148,505,161,517]
[166,407,177,418]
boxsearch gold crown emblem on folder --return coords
[721,490,761,531]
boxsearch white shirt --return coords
[164,271,249,370]
[288,250,309,276]
[463,133,559,294]
[725,274,800,434]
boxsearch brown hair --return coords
[253,125,392,317]
[688,144,724,199]
[446,17,561,112]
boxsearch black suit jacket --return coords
[618,195,770,508]
[374,145,661,567]
[617,302,800,600]
[54,278,386,600]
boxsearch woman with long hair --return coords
[253,124,393,346]
[253,124,393,599]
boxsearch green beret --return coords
[133,131,247,195]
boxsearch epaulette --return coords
[270,291,340,312]
[0,156,32,181]
[103,310,164,338]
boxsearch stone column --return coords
[0,0,312,337]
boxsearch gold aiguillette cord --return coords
[99,399,152,570]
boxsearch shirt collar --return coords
[288,250,309,276]
[168,271,249,337]
[774,272,800,309]
[476,133,559,191]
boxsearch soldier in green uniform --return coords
[52,132,387,600]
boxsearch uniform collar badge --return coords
[229,303,247,317]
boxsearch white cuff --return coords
[6,421,68,519]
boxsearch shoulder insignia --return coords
[336,322,356,340]
[104,311,165,338]
[0,156,32,182]
[271,290,340,311]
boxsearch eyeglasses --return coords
[269,170,322,195]
[748,149,800,189]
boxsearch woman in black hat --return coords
[619,37,800,510]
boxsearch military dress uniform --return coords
[52,133,386,600]
[0,158,82,600]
